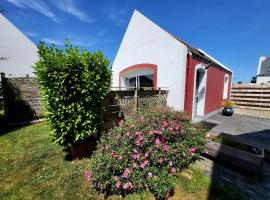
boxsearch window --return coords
[125,74,154,90]
[223,74,229,99]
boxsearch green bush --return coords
[90,108,206,198]
[34,41,112,147]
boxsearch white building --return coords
[112,10,232,120]
[257,56,270,84]
[0,13,38,77]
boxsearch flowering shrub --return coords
[90,108,206,198]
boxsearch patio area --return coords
[205,114,270,151]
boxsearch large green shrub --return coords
[90,108,206,198]
[34,41,112,147]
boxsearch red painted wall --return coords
[184,54,232,117]
[204,67,232,114]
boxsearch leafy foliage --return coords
[90,108,207,198]
[34,41,112,146]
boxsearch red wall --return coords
[184,54,232,117]
[204,67,231,114]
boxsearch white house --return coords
[0,13,38,77]
[257,56,270,84]
[112,10,232,120]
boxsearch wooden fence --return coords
[231,84,270,119]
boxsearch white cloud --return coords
[24,31,39,37]
[42,37,96,47]
[42,38,64,46]
[52,0,95,23]
[6,0,60,22]
[108,6,127,27]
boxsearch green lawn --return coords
[0,123,245,200]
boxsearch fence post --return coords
[158,87,161,108]
[134,88,137,113]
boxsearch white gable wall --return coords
[0,14,38,77]
[112,10,188,110]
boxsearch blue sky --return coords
[1,0,270,82]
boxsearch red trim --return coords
[119,64,157,89]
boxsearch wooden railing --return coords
[101,88,169,132]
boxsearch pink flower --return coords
[144,152,150,158]
[132,153,140,160]
[115,181,121,189]
[122,168,130,179]
[148,172,153,177]
[154,130,162,135]
[84,171,92,181]
[126,132,131,137]
[155,138,161,148]
[162,121,168,127]
[123,182,134,191]
[169,161,173,166]
[159,158,164,164]
[189,147,197,156]
[163,144,169,152]
[173,125,180,130]
[140,160,149,169]
[104,144,109,150]
[138,116,144,123]
[135,134,144,146]
[171,167,176,174]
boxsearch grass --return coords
[0,123,245,200]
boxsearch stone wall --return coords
[2,75,43,121]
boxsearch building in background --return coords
[257,56,270,84]
[0,13,38,77]
[112,10,232,121]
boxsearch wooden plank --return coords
[234,101,270,107]
[205,141,263,174]
[231,97,270,102]
[231,93,270,98]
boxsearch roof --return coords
[171,34,232,73]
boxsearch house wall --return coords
[184,54,232,118]
[112,10,188,111]
[204,67,232,114]
[0,14,38,77]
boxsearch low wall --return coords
[2,75,43,121]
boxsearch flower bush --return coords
[90,108,207,198]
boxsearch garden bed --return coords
[0,122,245,200]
